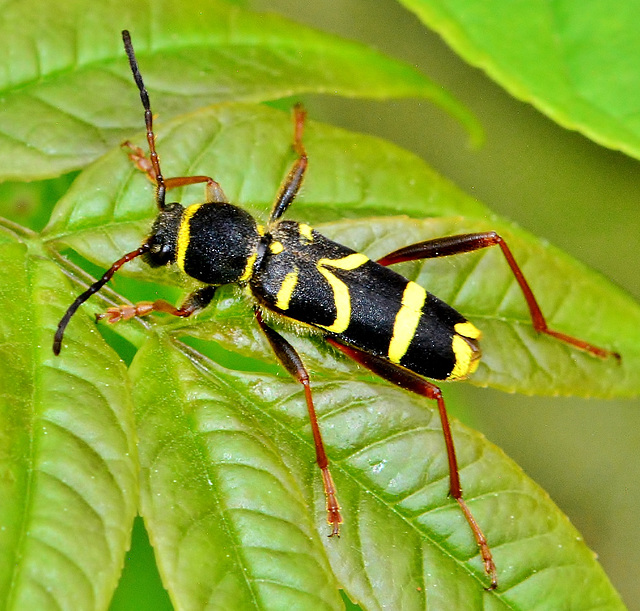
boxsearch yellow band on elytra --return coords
[316,253,369,333]
[388,281,427,363]
[275,269,299,311]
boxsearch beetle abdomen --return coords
[251,221,480,381]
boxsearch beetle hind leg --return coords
[327,337,498,590]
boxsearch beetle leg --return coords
[255,309,342,535]
[377,232,619,360]
[268,104,308,225]
[122,140,157,181]
[96,285,217,324]
[122,141,228,204]
[327,336,498,590]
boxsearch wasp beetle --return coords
[53,30,619,590]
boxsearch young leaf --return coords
[0,0,478,181]
[0,229,138,609]
[396,0,640,158]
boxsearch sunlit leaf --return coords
[0,229,137,609]
[397,0,640,158]
[0,0,479,181]
[130,335,343,610]
[128,332,625,609]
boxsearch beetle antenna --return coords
[122,30,167,210]
[53,244,151,355]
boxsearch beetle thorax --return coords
[169,202,260,285]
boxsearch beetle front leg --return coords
[97,285,217,324]
[122,141,229,203]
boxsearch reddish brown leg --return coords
[255,309,342,535]
[122,141,228,204]
[122,31,229,209]
[327,337,498,590]
[377,232,619,360]
[122,140,157,180]
[97,286,217,324]
[268,104,309,225]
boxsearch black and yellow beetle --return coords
[53,30,618,590]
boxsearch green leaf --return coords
[44,104,639,398]
[37,103,639,606]
[2,4,636,608]
[0,228,138,609]
[130,335,343,610]
[0,0,478,181]
[396,0,640,159]
[130,332,624,610]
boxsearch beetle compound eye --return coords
[144,239,175,267]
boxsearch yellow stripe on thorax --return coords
[176,203,203,271]
[388,281,427,363]
[275,269,299,311]
[316,253,369,334]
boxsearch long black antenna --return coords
[122,29,166,210]
[53,244,151,355]
[53,31,164,355]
